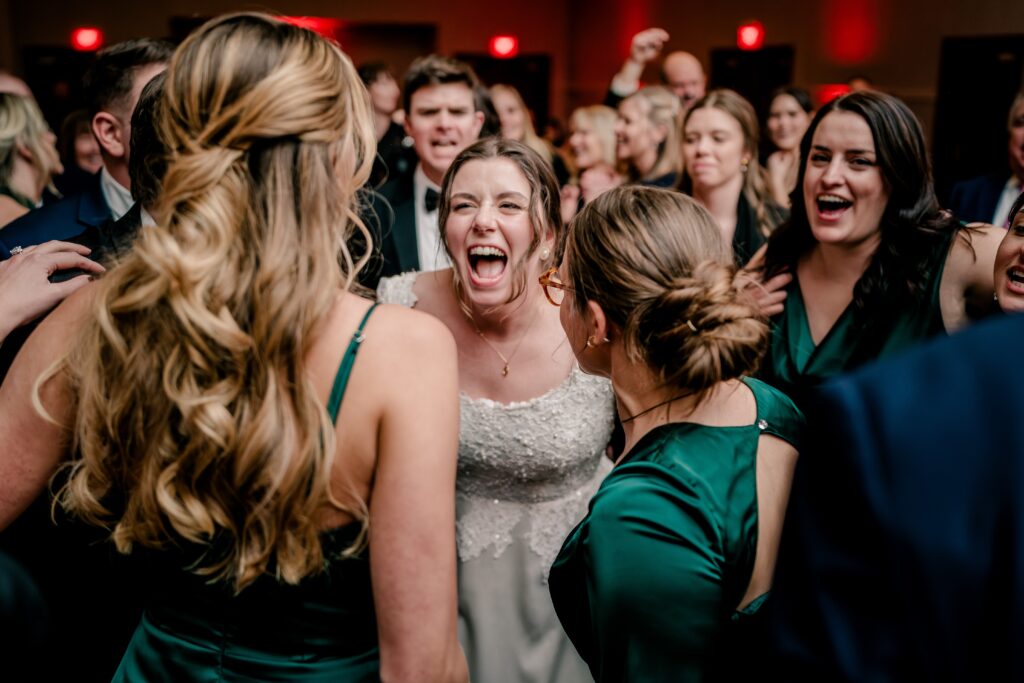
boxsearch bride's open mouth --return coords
[467,245,508,285]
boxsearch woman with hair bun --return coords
[0,13,467,682]
[546,186,803,682]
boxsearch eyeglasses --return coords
[538,267,573,306]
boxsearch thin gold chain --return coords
[466,306,541,377]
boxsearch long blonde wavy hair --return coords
[50,13,376,591]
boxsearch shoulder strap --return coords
[746,377,806,451]
[326,303,379,423]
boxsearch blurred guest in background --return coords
[491,83,568,185]
[615,86,682,189]
[683,89,787,265]
[604,28,706,111]
[0,93,63,228]
[765,87,814,206]
[560,104,622,224]
[358,62,414,187]
[949,91,1024,227]
[0,38,170,258]
[54,109,102,196]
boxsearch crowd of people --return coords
[0,12,1021,682]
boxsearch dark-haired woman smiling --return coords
[760,91,1002,407]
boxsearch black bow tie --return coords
[424,187,440,213]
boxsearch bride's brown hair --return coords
[46,13,375,591]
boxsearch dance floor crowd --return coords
[0,12,1021,683]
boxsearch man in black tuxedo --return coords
[365,55,484,288]
[767,305,1024,680]
[0,38,169,260]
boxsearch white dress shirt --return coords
[99,166,134,221]
[412,165,451,272]
[992,175,1022,228]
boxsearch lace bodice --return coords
[377,273,616,569]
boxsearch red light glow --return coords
[737,21,765,51]
[280,16,343,38]
[489,35,519,59]
[816,83,852,106]
[71,27,104,52]
[822,0,879,64]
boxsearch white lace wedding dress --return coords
[378,272,615,683]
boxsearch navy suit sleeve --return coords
[767,315,1024,682]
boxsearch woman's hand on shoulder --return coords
[737,244,792,318]
[0,241,104,341]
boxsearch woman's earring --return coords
[741,158,750,173]
[539,247,551,261]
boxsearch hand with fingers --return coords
[737,245,792,318]
[0,241,105,341]
[629,28,670,67]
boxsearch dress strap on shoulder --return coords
[326,303,379,424]
[744,376,806,451]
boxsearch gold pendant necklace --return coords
[466,306,540,378]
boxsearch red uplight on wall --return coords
[279,16,343,39]
[816,84,851,106]
[71,27,104,52]
[737,21,764,51]
[489,35,519,59]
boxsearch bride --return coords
[377,138,615,683]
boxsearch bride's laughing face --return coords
[445,157,550,308]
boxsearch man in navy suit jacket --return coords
[0,39,169,259]
[766,311,1024,681]
[948,91,1024,226]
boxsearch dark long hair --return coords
[764,91,965,321]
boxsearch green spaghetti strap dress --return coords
[113,304,381,682]
[548,378,804,683]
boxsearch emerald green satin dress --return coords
[548,378,804,683]
[113,305,381,682]
[760,231,954,410]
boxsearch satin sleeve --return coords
[576,461,727,682]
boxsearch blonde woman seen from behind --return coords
[0,13,466,682]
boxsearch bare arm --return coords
[370,309,467,683]
[940,224,1001,332]
[0,284,94,529]
[609,28,670,97]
